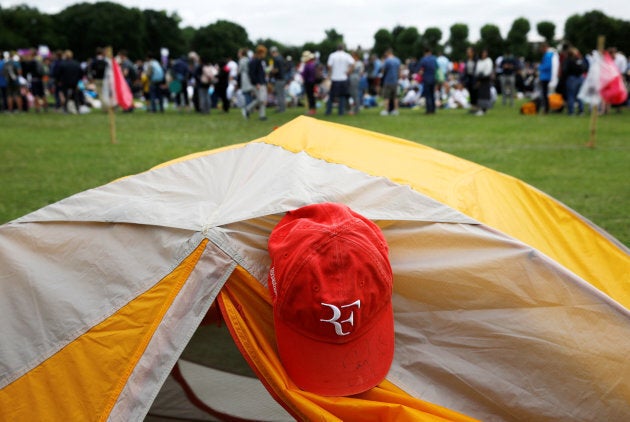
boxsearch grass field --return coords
[1,101,629,247]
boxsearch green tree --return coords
[395,26,421,60]
[506,17,530,58]
[372,28,393,57]
[447,23,469,61]
[191,20,249,62]
[615,20,630,56]
[421,27,442,52]
[55,2,145,60]
[478,24,504,58]
[0,5,61,51]
[565,10,627,54]
[181,26,197,52]
[318,28,344,61]
[536,21,556,44]
[142,10,185,59]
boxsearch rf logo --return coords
[320,300,361,336]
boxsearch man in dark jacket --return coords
[54,50,83,113]
[419,48,438,114]
[245,44,268,120]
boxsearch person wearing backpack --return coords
[145,53,165,113]
[22,49,48,112]
[195,57,216,114]
[3,52,23,113]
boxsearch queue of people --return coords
[1,42,628,117]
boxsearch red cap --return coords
[268,203,394,396]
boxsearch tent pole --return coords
[105,46,117,144]
[586,35,605,148]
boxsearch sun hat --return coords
[301,50,315,62]
[267,202,394,396]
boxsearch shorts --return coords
[382,84,397,101]
[7,82,20,97]
[30,80,45,97]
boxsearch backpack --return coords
[3,61,18,82]
[548,93,564,111]
[200,65,216,85]
[520,101,537,115]
[122,60,137,81]
[435,66,445,84]
[91,58,107,79]
[149,60,164,83]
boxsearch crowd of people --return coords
[1,42,628,118]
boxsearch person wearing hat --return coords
[268,202,395,396]
[300,50,317,115]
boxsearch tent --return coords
[1,116,628,421]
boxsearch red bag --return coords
[600,52,628,105]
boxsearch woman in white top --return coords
[474,49,494,115]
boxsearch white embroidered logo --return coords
[320,300,361,336]
[269,266,277,295]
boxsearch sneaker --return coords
[390,109,399,116]
[475,110,485,116]
[241,108,249,119]
[380,109,389,116]
[259,116,267,121]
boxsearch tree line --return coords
[1,3,628,63]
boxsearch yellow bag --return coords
[549,93,564,110]
[520,101,537,115]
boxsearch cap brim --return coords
[274,304,394,396]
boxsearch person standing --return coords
[246,44,268,120]
[170,55,190,111]
[22,49,48,112]
[195,57,215,114]
[269,46,286,113]
[3,52,22,112]
[500,50,519,106]
[380,48,401,116]
[538,42,557,114]
[367,53,382,96]
[301,50,317,115]
[418,47,438,114]
[325,43,354,116]
[88,47,108,106]
[463,47,478,113]
[0,52,7,111]
[145,53,165,113]
[237,48,254,118]
[474,49,494,115]
[55,50,83,114]
[216,59,231,113]
[563,47,586,116]
[348,50,364,115]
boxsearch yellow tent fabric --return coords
[0,240,208,421]
[259,116,629,308]
[218,265,479,422]
[1,116,628,421]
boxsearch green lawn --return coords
[1,101,629,247]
